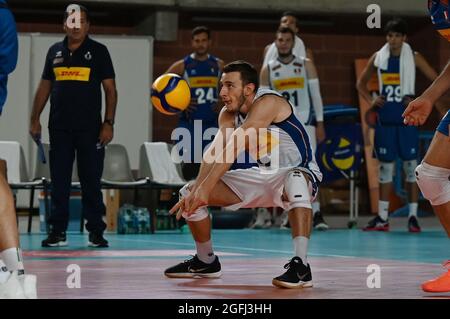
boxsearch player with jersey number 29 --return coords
[356,18,437,233]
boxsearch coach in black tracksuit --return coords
[30,5,117,248]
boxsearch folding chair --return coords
[100,144,151,232]
[101,144,150,188]
[0,141,43,233]
[138,142,187,233]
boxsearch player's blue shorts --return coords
[437,110,450,137]
[374,125,419,162]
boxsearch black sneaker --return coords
[313,212,329,230]
[272,256,313,289]
[363,216,389,231]
[88,232,109,248]
[41,231,68,247]
[408,216,421,233]
[164,255,222,278]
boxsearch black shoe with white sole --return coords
[313,212,329,230]
[88,232,109,248]
[164,255,222,278]
[272,256,313,289]
[41,231,68,247]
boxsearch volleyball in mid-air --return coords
[151,73,191,115]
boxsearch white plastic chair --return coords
[0,141,43,232]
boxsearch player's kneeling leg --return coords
[284,169,313,210]
[415,162,450,206]
[272,169,313,289]
[164,183,221,279]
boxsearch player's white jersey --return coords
[234,88,322,183]
[268,56,314,126]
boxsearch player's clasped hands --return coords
[169,185,209,220]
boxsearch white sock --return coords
[293,236,309,266]
[312,202,320,215]
[378,200,389,221]
[408,203,418,218]
[0,259,10,284]
[195,240,215,264]
[1,248,24,275]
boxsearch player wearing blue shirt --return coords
[166,26,224,180]
[0,0,37,298]
[357,18,437,232]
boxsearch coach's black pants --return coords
[48,129,106,234]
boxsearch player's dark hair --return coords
[281,11,298,27]
[63,4,90,23]
[192,26,211,39]
[223,61,259,91]
[276,26,295,39]
[384,17,408,35]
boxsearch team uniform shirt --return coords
[267,56,321,152]
[437,110,450,136]
[429,0,450,41]
[268,56,314,126]
[377,56,410,125]
[429,0,450,137]
[182,54,221,122]
[41,36,115,130]
[174,54,221,163]
[374,56,418,161]
[220,88,322,211]
[0,0,18,114]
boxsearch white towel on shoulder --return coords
[374,42,415,96]
[263,35,306,66]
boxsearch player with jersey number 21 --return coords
[260,26,328,231]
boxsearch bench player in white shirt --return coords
[260,26,328,230]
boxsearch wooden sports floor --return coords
[19,225,450,299]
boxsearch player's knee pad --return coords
[179,183,209,222]
[284,169,312,210]
[379,162,394,184]
[403,160,417,183]
[415,162,450,206]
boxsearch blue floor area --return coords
[19,229,449,264]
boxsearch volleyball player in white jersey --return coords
[260,26,328,230]
[164,61,323,289]
[263,11,309,67]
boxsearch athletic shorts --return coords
[437,110,450,137]
[220,166,318,211]
[374,125,419,162]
